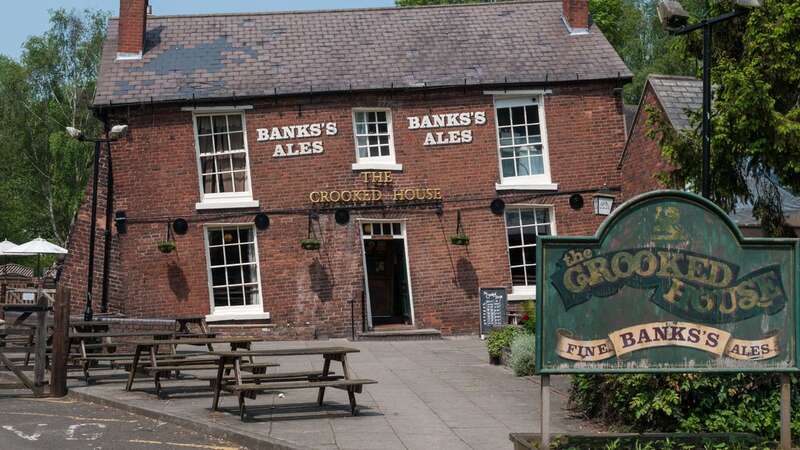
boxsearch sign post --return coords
[535,191,799,447]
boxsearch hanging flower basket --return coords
[301,238,321,251]
[157,240,176,254]
[450,234,470,246]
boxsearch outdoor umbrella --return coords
[0,240,19,254]
[10,238,68,277]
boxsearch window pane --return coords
[509,248,524,267]
[378,123,388,133]
[516,157,530,176]
[526,265,537,284]
[197,117,212,135]
[199,135,214,154]
[244,285,259,305]
[203,175,216,194]
[225,245,240,265]
[217,156,232,172]
[227,266,242,285]
[229,286,244,306]
[380,145,390,156]
[507,227,522,247]
[536,209,549,223]
[240,244,253,263]
[511,267,526,286]
[530,154,544,175]
[223,230,238,244]
[355,112,365,122]
[213,115,228,134]
[362,223,372,235]
[231,154,246,170]
[527,125,540,139]
[208,230,223,246]
[214,134,229,152]
[229,132,245,150]
[526,105,539,123]
[209,247,224,266]
[499,127,512,146]
[368,124,377,134]
[213,288,228,307]
[511,106,525,124]
[497,108,510,126]
[370,147,379,157]
[228,114,243,132]
[501,159,515,178]
[505,211,520,227]
[359,148,368,158]
[239,227,253,243]
[211,268,226,286]
[392,223,401,235]
[520,210,536,225]
[356,123,366,134]
[376,111,386,121]
[242,265,256,283]
[513,126,527,144]
[233,171,247,192]
[538,225,551,236]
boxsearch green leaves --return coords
[0,8,108,245]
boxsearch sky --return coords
[2,0,395,60]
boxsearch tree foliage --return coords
[0,9,108,245]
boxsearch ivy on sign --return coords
[535,191,799,374]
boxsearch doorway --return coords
[360,221,414,329]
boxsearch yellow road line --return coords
[4,412,138,423]
[128,439,239,450]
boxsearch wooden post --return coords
[540,374,551,449]
[50,286,70,397]
[32,285,48,397]
[781,373,791,450]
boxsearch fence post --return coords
[50,286,70,397]
[33,286,48,397]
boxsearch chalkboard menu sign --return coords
[479,288,508,335]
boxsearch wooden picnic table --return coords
[208,347,376,418]
[161,315,210,335]
[122,337,262,392]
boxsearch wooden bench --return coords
[208,347,377,419]
[144,361,279,398]
[197,370,339,387]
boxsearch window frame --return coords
[493,96,554,189]
[351,108,401,171]
[192,111,258,209]
[202,223,265,317]
[503,205,557,300]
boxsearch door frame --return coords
[358,219,416,330]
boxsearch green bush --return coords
[519,299,536,334]
[486,325,522,358]
[570,373,800,441]
[509,333,536,376]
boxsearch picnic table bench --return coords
[69,331,177,383]
[122,337,272,397]
[209,347,377,419]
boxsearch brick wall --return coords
[62,81,627,336]
[620,85,673,200]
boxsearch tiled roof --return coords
[94,1,631,106]
[647,75,702,131]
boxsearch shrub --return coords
[519,300,536,334]
[570,373,800,441]
[486,325,522,358]
[509,333,536,376]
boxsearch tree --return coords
[653,0,800,236]
[0,9,108,245]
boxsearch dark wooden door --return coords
[365,239,396,322]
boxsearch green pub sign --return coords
[536,191,800,373]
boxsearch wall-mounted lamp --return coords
[593,188,615,216]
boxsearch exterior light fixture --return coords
[657,0,690,29]
[109,124,129,140]
[593,188,615,216]
[66,127,84,140]
[569,194,584,210]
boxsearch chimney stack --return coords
[117,0,149,60]
[562,0,590,34]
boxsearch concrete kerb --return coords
[68,389,307,450]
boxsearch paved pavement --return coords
[72,337,597,450]
[0,390,242,450]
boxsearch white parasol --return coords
[10,238,68,277]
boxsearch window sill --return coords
[195,199,260,211]
[508,292,536,302]
[351,162,403,172]
[495,182,558,191]
[205,311,271,322]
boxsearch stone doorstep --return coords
[357,328,442,341]
[69,389,306,450]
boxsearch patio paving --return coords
[71,337,598,449]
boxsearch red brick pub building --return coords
[61,0,633,338]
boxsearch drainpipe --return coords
[100,114,114,313]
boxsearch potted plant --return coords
[450,234,470,246]
[157,240,176,254]
[301,238,321,250]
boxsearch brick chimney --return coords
[116,0,149,60]
[562,0,590,34]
